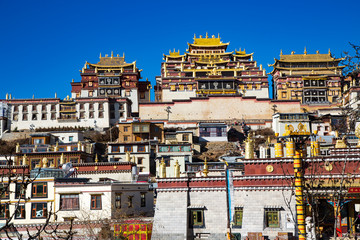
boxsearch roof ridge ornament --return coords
[304,47,307,55]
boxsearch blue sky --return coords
[1,0,359,100]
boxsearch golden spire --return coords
[95,154,99,163]
[280,49,283,56]
[100,53,102,58]
[194,33,196,40]
[206,32,208,38]
[328,48,331,55]
[123,52,125,58]
[203,157,209,177]
[304,47,307,55]
[111,51,113,58]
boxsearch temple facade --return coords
[270,49,344,109]
[71,53,151,115]
[155,34,269,102]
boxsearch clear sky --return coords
[1,0,359,100]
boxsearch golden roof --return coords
[189,33,229,47]
[164,49,185,58]
[87,52,135,68]
[234,49,253,57]
[277,50,343,63]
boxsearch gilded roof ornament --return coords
[304,47,307,55]
[280,49,283,56]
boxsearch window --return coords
[138,146,145,152]
[15,205,26,219]
[89,104,94,110]
[124,146,132,152]
[0,204,9,219]
[128,196,133,208]
[89,112,94,118]
[233,208,243,228]
[190,209,204,228]
[140,92,145,99]
[115,193,121,209]
[15,183,26,199]
[23,113,28,121]
[124,126,129,132]
[34,138,44,144]
[91,195,102,210]
[80,112,85,119]
[80,103,85,110]
[265,210,280,228]
[125,90,131,96]
[51,113,56,120]
[13,113,18,121]
[69,136,74,142]
[112,146,120,152]
[137,157,143,165]
[140,193,146,207]
[32,182,47,198]
[32,105,37,111]
[31,203,47,218]
[124,136,129,142]
[98,103,103,110]
[98,111,104,118]
[182,134,189,142]
[60,194,79,210]
[41,113,47,120]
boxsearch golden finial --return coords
[5,93,8,100]
[72,79,74,83]
[16,143,20,153]
[194,33,196,40]
[42,157,48,168]
[280,49,283,55]
[304,47,307,55]
[99,53,102,58]
[206,32,208,38]
[291,51,295,55]
[123,52,125,58]
[203,157,209,177]
[316,50,319,54]
[22,154,28,165]
[125,151,131,162]
[160,157,166,178]
[32,94,35,99]
[55,92,57,98]
[95,154,99,163]
[111,51,113,57]
[174,160,180,178]
[218,33,220,38]
[328,48,331,55]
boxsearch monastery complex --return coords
[1,34,360,240]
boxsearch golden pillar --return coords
[294,148,306,240]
